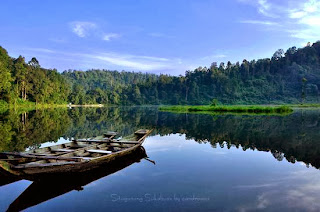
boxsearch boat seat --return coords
[51,149,75,152]
[70,144,89,148]
[86,149,112,154]
[110,141,140,144]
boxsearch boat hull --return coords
[5,146,148,212]
[0,129,152,180]
[11,144,145,179]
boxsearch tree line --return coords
[1,41,320,106]
[0,47,69,106]
[63,41,320,105]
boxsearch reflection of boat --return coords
[0,129,152,178]
[0,166,21,187]
[5,146,149,212]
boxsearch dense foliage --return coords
[63,41,320,105]
[0,47,70,106]
[62,69,158,105]
[1,41,320,106]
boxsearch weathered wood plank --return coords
[24,142,107,160]
[51,149,74,153]
[86,149,112,154]
[110,140,139,144]
[74,139,140,144]
[0,152,86,162]
[75,139,108,142]
[14,161,78,169]
[135,129,149,135]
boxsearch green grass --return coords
[159,105,294,114]
[0,99,108,114]
[0,99,69,114]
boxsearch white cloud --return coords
[304,0,320,12]
[234,182,279,189]
[289,11,307,19]
[256,193,270,209]
[239,0,278,18]
[137,56,169,62]
[289,29,319,40]
[288,0,320,42]
[239,20,279,25]
[239,0,320,43]
[25,47,56,53]
[70,21,97,38]
[237,0,277,17]
[299,15,320,26]
[258,0,273,17]
[69,21,121,42]
[102,33,120,41]
[289,0,320,20]
[86,52,172,71]
[236,169,320,212]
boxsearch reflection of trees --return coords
[151,110,320,169]
[1,107,320,169]
[271,150,284,161]
[0,109,71,151]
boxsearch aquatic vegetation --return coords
[159,105,293,114]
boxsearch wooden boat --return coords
[0,129,152,179]
[5,146,148,212]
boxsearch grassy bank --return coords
[0,100,68,114]
[0,99,108,114]
[159,105,294,114]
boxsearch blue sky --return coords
[0,0,319,75]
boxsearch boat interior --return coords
[0,130,150,169]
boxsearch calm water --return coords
[1,107,320,211]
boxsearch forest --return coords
[62,41,320,105]
[0,47,69,108]
[1,41,320,106]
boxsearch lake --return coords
[1,107,320,211]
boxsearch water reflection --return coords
[1,107,320,168]
[3,146,148,212]
[1,107,320,211]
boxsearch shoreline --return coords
[1,103,319,114]
[68,104,104,108]
[0,103,105,113]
